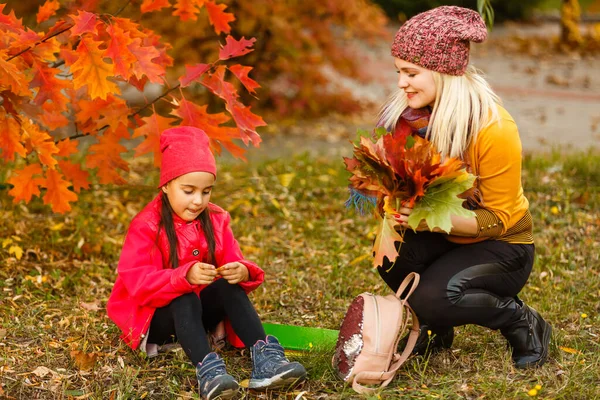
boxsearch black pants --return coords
[147,278,265,365]
[378,231,535,332]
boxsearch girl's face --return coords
[162,171,215,221]
[394,57,437,109]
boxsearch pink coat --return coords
[106,194,264,350]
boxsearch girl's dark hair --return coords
[159,194,216,268]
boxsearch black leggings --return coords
[147,278,265,365]
[378,231,535,331]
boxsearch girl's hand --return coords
[186,262,218,285]
[217,262,249,284]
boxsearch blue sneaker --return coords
[248,335,307,390]
[196,352,239,400]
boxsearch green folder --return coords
[262,323,339,351]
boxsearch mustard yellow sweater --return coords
[449,106,533,244]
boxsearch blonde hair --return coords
[379,65,501,159]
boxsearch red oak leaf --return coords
[37,0,60,24]
[56,138,79,157]
[128,38,165,84]
[69,10,97,36]
[57,160,90,193]
[40,102,70,130]
[227,101,265,146]
[0,51,30,96]
[42,168,78,213]
[21,121,59,167]
[179,63,211,87]
[0,111,26,162]
[68,37,118,99]
[7,164,45,203]
[228,64,260,95]
[133,111,176,167]
[200,65,237,104]
[204,0,235,35]
[40,20,74,42]
[105,24,135,79]
[218,36,256,60]
[173,0,203,21]
[30,60,69,108]
[141,0,171,13]
[85,135,129,184]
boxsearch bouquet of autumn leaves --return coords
[344,127,476,270]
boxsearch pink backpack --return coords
[332,272,420,394]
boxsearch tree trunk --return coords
[560,0,583,46]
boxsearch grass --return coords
[0,148,599,399]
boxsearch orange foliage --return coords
[0,1,263,213]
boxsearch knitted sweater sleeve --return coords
[472,115,527,238]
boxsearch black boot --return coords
[400,324,454,356]
[501,303,552,369]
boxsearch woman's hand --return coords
[186,262,218,285]
[217,262,249,284]
[392,204,433,232]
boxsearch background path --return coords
[247,22,600,161]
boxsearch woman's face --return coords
[394,57,437,109]
[162,171,215,221]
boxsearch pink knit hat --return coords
[159,126,216,187]
[391,6,487,76]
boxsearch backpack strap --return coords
[351,302,420,394]
[395,271,420,300]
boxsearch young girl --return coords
[373,6,551,368]
[107,126,306,399]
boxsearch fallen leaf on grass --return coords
[559,346,582,355]
[32,366,55,377]
[79,301,101,312]
[70,350,98,371]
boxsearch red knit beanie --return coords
[159,126,216,187]
[391,6,487,76]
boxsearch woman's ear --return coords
[161,185,168,194]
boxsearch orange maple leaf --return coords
[218,36,256,60]
[69,10,97,36]
[57,160,90,193]
[105,24,136,79]
[21,121,59,168]
[133,111,175,167]
[86,135,130,184]
[68,37,119,100]
[173,0,203,21]
[128,38,165,84]
[7,164,45,203]
[179,63,211,87]
[229,64,260,95]
[0,111,26,162]
[205,0,235,35]
[141,0,171,13]
[37,0,60,24]
[42,168,78,213]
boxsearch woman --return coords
[376,6,551,369]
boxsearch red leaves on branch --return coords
[0,1,263,213]
[219,36,256,60]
